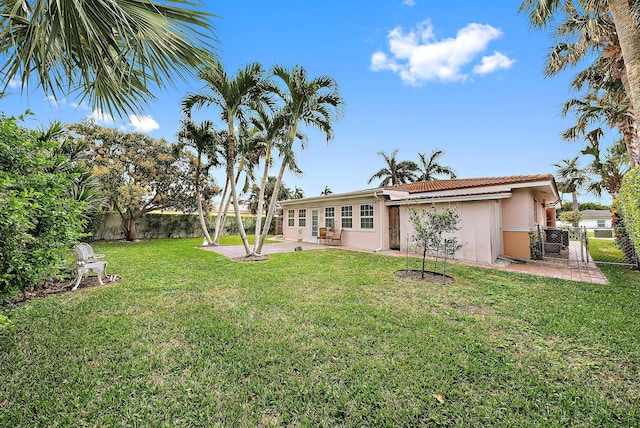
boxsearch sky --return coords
[1,0,614,205]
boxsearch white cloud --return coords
[403,0,416,6]
[129,114,159,133]
[90,109,114,125]
[370,20,513,85]
[8,78,21,89]
[45,95,59,107]
[473,51,515,75]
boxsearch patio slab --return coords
[201,241,608,284]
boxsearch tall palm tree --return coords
[255,65,344,255]
[554,156,589,216]
[177,118,222,245]
[543,8,639,167]
[368,149,418,187]
[520,0,640,165]
[415,149,456,181]
[0,0,217,118]
[582,139,629,198]
[182,61,271,255]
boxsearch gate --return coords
[534,225,639,268]
[584,226,639,268]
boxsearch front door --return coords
[310,209,319,243]
[389,206,400,250]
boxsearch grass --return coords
[588,237,629,264]
[2,238,640,426]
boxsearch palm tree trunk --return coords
[226,123,251,255]
[252,146,272,254]
[257,158,287,254]
[197,189,212,245]
[195,159,213,245]
[212,176,229,245]
[610,0,640,167]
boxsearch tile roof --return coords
[385,174,555,194]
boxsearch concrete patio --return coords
[201,239,608,285]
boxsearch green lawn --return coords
[588,237,629,265]
[2,238,639,426]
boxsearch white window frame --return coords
[597,219,606,228]
[325,207,335,229]
[341,205,353,229]
[298,208,307,227]
[360,204,374,230]
[287,209,295,227]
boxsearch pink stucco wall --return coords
[282,197,388,251]
[398,200,496,265]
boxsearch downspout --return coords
[373,191,384,252]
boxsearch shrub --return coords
[617,166,640,260]
[0,115,86,296]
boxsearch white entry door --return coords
[310,209,319,243]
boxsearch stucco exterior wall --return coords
[503,231,531,259]
[282,196,387,250]
[398,200,496,265]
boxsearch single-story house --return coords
[278,174,560,264]
[556,209,612,230]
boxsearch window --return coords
[287,209,295,227]
[341,205,353,229]
[597,219,606,228]
[360,204,374,229]
[325,207,335,229]
[298,208,306,227]
[533,199,538,223]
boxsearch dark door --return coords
[389,206,400,250]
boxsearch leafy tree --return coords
[415,150,456,181]
[247,176,291,215]
[0,0,218,117]
[368,149,418,187]
[408,206,462,280]
[69,120,203,241]
[1,114,86,297]
[560,201,610,212]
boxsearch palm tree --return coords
[520,0,640,165]
[582,139,629,198]
[0,0,217,118]
[177,118,222,245]
[544,8,639,167]
[320,186,333,195]
[415,150,456,181]
[182,61,271,255]
[255,65,344,255]
[368,149,418,187]
[554,157,590,221]
[248,176,290,215]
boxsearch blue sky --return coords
[2,0,613,205]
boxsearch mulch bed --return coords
[394,269,455,284]
[8,275,121,306]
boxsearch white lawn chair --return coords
[73,243,107,290]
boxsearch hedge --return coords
[91,212,276,241]
[618,166,640,254]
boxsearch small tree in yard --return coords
[409,206,462,280]
[69,120,206,241]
